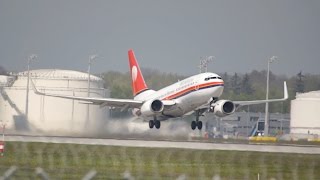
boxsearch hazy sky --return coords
[0,0,319,76]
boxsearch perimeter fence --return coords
[0,141,320,179]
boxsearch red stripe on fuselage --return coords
[162,81,223,100]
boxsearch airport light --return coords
[25,54,38,122]
[199,56,215,73]
[264,56,278,136]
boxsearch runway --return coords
[5,135,320,154]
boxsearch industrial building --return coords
[0,69,110,135]
[204,112,290,138]
[291,91,320,135]
[204,90,320,139]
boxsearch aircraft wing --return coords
[31,81,143,109]
[193,81,288,116]
[233,81,288,106]
[31,80,177,110]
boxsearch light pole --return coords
[25,54,37,122]
[264,56,278,136]
[247,105,250,137]
[87,54,98,97]
[86,54,98,122]
[199,56,215,73]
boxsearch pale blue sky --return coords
[0,0,319,76]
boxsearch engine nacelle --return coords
[139,99,164,117]
[211,100,236,117]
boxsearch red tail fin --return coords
[128,49,148,97]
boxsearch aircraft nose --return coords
[218,79,224,87]
[215,84,224,97]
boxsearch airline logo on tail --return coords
[128,49,148,96]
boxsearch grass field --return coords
[0,141,319,179]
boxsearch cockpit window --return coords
[205,76,221,81]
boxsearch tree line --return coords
[0,66,7,75]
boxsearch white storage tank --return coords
[291,91,320,135]
[0,69,110,135]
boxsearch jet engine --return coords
[210,100,236,117]
[139,99,164,117]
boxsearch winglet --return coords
[128,49,148,97]
[283,81,288,100]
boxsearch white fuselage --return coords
[133,72,224,119]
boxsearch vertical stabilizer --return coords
[128,49,148,97]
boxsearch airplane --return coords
[32,49,288,130]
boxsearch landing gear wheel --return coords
[191,121,197,130]
[197,121,203,130]
[149,120,154,129]
[154,120,161,129]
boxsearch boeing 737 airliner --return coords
[33,49,288,130]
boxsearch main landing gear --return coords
[191,110,203,130]
[149,117,161,129]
